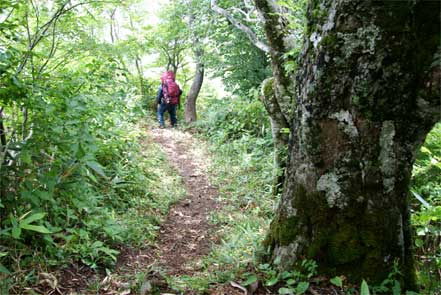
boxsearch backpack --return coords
[161,71,180,105]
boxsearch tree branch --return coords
[211,0,270,53]
[16,0,123,75]
[37,16,59,78]
[231,7,259,23]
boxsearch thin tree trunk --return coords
[260,0,440,288]
[0,108,7,150]
[184,58,204,123]
[211,0,293,191]
[260,78,289,195]
[135,57,145,100]
[254,0,297,124]
[184,3,205,124]
[0,108,7,204]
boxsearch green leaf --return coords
[414,238,424,248]
[12,226,21,239]
[242,274,258,286]
[91,240,104,248]
[0,263,11,275]
[330,276,343,288]
[86,161,107,178]
[98,247,119,261]
[392,280,401,295]
[295,282,309,294]
[20,212,46,225]
[278,287,293,295]
[266,276,279,286]
[0,252,7,258]
[20,224,52,234]
[361,280,370,295]
[273,255,282,265]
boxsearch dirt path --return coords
[149,127,222,276]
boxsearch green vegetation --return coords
[0,0,439,294]
[411,123,441,293]
[0,1,185,292]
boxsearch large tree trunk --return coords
[261,0,440,288]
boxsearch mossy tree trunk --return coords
[252,0,298,194]
[254,0,297,124]
[258,0,440,288]
[260,77,290,195]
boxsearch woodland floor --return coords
[48,125,339,295]
[111,126,254,295]
[122,126,335,295]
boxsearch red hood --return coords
[161,71,175,82]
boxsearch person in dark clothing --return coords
[157,71,182,128]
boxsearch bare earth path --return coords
[149,127,222,276]
[144,127,263,295]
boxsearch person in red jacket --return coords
[157,71,182,128]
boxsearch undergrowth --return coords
[411,123,441,293]
[0,114,185,293]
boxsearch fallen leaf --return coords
[247,280,259,295]
[139,281,152,295]
[39,272,58,290]
[230,281,247,295]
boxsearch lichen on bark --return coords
[378,121,396,193]
[260,77,290,195]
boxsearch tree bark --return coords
[184,4,205,124]
[184,54,204,123]
[254,0,297,124]
[260,78,289,195]
[261,0,440,288]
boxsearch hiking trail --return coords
[111,126,257,295]
[148,127,222,276]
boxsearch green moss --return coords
[352,95,360,105]
[329,224,363,264]
[319,34,338,48]
[361,249,388,281]
[268,215,299,247]
[261,77,275,100]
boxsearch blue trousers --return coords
[157,103,177,127]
